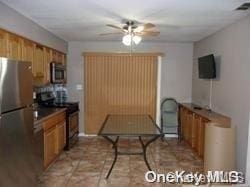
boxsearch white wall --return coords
[0,2,67,52]
[67,41,193,133]
[246,113,250,184]
[192,15,250,173]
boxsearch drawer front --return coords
[43,112,66,131]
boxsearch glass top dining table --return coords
[99,114,161,136]
[98,114,162,179]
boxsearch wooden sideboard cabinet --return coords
[179,103,231,158]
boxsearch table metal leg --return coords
[139,136,160,171]
[103,135,159,179]
[103,136,119,179]
[112,136,119,149]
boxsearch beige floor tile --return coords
[40,137,203,187]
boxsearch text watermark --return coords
[145,171,244,185]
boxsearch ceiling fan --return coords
[100,20,160,46]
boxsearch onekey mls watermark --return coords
[145,170,244,185]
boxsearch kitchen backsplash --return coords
[34,84,68,103]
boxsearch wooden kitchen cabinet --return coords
[51,49,58,62]
[44,47,52,84]
[44,126,58,167]
[0,29,8,57]
[34,44,44,76]
[50,50,66,64]
[57,122,66,152]
[43,111,66,168]
[186,111,193,145]
[33,44,45,86]
[192,114,201,150]
[7,33,22,60]
[179,103,231,159]
[0,27,66,85]
[21,39,35,65]
[57,52,63,63]
[197,118,209,157]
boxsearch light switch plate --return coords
[76,84,83,90]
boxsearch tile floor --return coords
[38,137,203,187]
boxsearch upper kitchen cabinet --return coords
[57,52,64,64]
[33,44,45,86]
[51,50,58,62]
[0,27,67,86]
[51,49,66,65]
[44,47,52,84]
[21,39,35,65]
[0,29,8,57]
[7,33,22,60]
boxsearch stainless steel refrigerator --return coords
[0,58,43,186]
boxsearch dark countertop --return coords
[34,107,67,125]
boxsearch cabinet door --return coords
[0,29,8,57]
[7,33,22,60]
[57,122,66,152]
[57,52,63,63]
[33,44,44,79]
[192,114,201,150]
[44,47,52,84]
[51,50,58,62]
[186,111,193,145]
[21,39,35,65]
[197,118,210,158]
[44,126,57,167]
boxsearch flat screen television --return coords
[198,54,216,79]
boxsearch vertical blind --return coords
[84,53,158,134]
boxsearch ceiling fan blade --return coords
[143,23,155,30]
[100,32,123,36]
[136,31,160,36]
[134,23,156,32]
[106,24,123,30]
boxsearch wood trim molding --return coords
[82,52,165,57]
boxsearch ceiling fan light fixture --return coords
[122,34,142,46]
[122,34,132,46]
[133,35,142,45]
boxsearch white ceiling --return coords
[1,0,250,42]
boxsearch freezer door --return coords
[0,58,33,113]
[0,107,39,186]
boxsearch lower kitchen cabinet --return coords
[57,122,66,152]
[43,111,66,168]
[44,126,58,167]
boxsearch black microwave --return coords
[50,62,66,84]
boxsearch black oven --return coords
[50,62,66,84]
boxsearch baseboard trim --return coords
[164,134,178,138]
[79,133,178,138]
[78,133,97,137]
